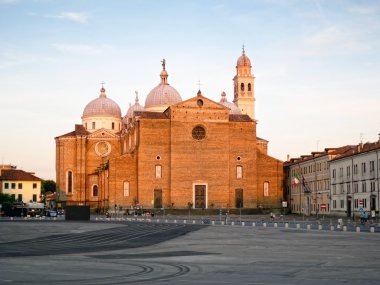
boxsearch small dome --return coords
[237,49,251,67]
[126,91,145,117]
[219,91,242,115]
[145,59,182,109]
[83,87,121,118]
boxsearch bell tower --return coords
[233,47,255,119]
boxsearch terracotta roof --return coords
[56,124,88,138]
[284,145,355,166]
[229,114,253,122]
[134,111,169,119]
[257,137,268,142]
[331,141,380,161]
[0,169,42,181]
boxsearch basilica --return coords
[55,50,283,210]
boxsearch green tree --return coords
[42,180,56,194]
[0,193,16,216]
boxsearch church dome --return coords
[126,91,145,117]
[83,87,122,118]
[237,49,251,67]
[219,91,242,115]
[145,59,182,111]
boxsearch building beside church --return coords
[55,50,283,211]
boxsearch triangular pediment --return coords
[170,94,229,111]
[87,128,120,139]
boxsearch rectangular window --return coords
[354,183,358,193]
[354,164,358,175]
[333,185,336,195]
[340,184,344,194]
[11,183,16,189]
[333,200,337,209]
[4,182,9,189]
[332,169,336,178]
[370,161,375,172]
[18,183,22,189]
[372,181,376,192]
[363,198,367,208]
[155,165,162,179]
[354,199,358,208]
[236,166,243,179]
[33,194,37,202]
[67,171,73,193]
[33,183,37,189]
[347,183,351,194]
[362,162,366,174]
[346,166,351,177]
[340,200,344,209]
[263,182,269,197]
[112,122,115,130]
[92,122,96,129]
[18,194,22,202]
[339,168,343,177]
[123,181,130,197]
[362,182,366,193]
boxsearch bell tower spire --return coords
[233,47,255,119]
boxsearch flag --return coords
[293,175,300,188]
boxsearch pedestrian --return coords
[363,211,368,223]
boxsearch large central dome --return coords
[145,60,182,112]
[83,87,121,118]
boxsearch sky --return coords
[0,0,379,180]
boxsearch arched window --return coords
[67,170,73,193]
[240,83,244,91]
[123,181,129,197]
[248,83,251,91]
[264,181,269,197]
[155,165,162,178]
[92,122,96,129]
[112,122,115,130]
[92,185,98,197]
[236,166,243,179]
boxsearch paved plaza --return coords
[0,219,380,284]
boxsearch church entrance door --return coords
[194,185,206,209]
[154,189,162,208]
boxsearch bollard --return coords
[221,221,225,225]
[274,223,278,228]
[263,223,267,228]
[96,217,98,221]
[183,220,186,224]
[296,224,300,229]
[343,226,347,232]
[231,222,235,226]
[307,224,311,230]
[241,222,245,227]
[337,225,341,229]
[165,219,168,223]
[330,226,334,231]
[53,217,56,221]
[318,225,322,230]
[370,227,375,233]
[193,220,196,224]
[212,221,215,225]
[285,223,288,229]
[11,217,14,221]
[157,219,160,223]
[356,227,360,233]
[252,222,256,227]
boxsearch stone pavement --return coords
[0,220,379,284]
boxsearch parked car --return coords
[57,209,65,216]
[45,210,58,217]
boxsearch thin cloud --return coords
[30,11,90,24]
[0,0,19,4]
[347,4,379,15]
[51,43,114,55]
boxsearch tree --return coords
[42,180,56,195]
[0,193,16,216]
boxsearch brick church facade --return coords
[55,50,283,210]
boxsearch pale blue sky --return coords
[0,0,379,180]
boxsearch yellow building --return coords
[0,165,42,203]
